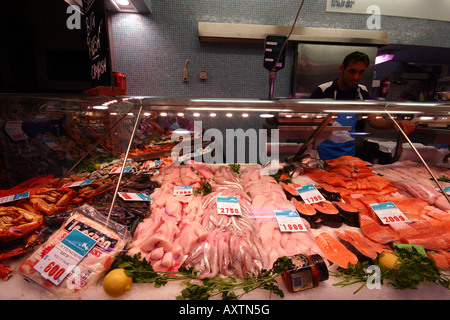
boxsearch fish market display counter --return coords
[0,95,449,302]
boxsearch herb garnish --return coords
[193,178,212,195]
[433,175,450,183]
[112,253,292,300]
[228,163,241,174]
[331,246,450,294]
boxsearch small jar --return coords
[282,254,329,293]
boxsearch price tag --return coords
[62,179,95,188]
[296,184,325,204]
[216,196,241,216]
[41,137,61,151]
[109,166,132,174]
[275,209,307,232]
[444,186,450,196]
[143,159,162,169]
[118,192,152,201]
[370,202,410,225]
[0,191,30,204]
[173,186,193,196]
[5,121,28,141]
[33,229,96,286]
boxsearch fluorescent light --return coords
[375,54,394,65]
[260,114,274,118]
[226,113,233,117]
[115,0,130,5]
[324,109,423,114]
[190,98,274,104]
[93,105,108,110]
[242,113,249,118]
[186,107,292,112]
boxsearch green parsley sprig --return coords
[112,253,292,300]
[331,246,450,294]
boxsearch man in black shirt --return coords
[310,51,415,160]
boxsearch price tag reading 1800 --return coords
[296,184,324,204]
[275,210,307,232]
[216,196,241,216]
[370,202,410,225]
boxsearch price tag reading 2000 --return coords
[275,210,307,232]
[370,202,410,225]
[296,184,324,204]
[216,196,241,216]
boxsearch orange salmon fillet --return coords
[315,232,358,268]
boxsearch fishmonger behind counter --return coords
[309,51,415,160]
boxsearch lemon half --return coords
[103,268,133,297]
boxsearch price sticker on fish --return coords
[216,196,241,216]
[173,185,193,196]
[370,202,410,225]
[275,210,307,232]
[296,184,325,204]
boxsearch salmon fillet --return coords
[359,215,400,244]
[314,232,358,268]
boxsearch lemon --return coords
[103,268,133,297]
[378,253,400,269]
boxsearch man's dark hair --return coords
[342,51,370,69]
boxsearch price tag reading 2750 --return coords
[216,196,241,216]
[296,184,324,204]
[370,202,410,225]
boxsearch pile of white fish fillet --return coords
[127,163,324,278]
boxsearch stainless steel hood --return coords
[293,43,378,98]
[198,22,389,45]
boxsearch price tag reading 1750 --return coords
[296,184,325,204]
[275,210,307,232]
[370,202,410,225]
[216,196,241,216]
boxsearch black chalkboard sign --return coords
[82,0,112,87]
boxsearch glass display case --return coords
[1,94,449,189]
[0,94,449,301]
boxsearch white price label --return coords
[5,121,28,141]
[296,184,325,204]
[41,137,61,151]
[275,210,307,232]
[173,186,193,196]
[143,159,162,168]
[33,229,96,286]
[118,192,152,201]
[444,186,450,196]
[216,196,241,216]
[62,179,95,188]
[109,166,132,174]
[0,191,30,204]
[370,202,410,225]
